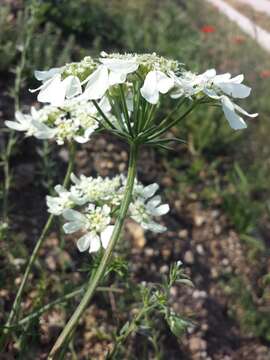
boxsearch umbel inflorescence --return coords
[6,52,257,146]
[47,174,169,253]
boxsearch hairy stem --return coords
[0,143,76,348]
[48,143,139,359]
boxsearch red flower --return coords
[259,70,270,79]
[201,25,216,34]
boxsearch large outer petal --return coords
[63,76,82,99]
[77,233,91,252]
[140,71,159,104]
[100,225,114,249]
[156,71,174,94]
[221,96,247,130]
[37,75,66,106]
[100,58,138,74]
[217,82,251,99]
[81,66,109,100]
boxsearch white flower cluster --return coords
[29,52,257,131]
[5,98,110,144]
[46,174,169,254]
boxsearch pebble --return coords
[184,250,194,264]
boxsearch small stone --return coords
[160,265,169,273]
[178,229,188,238]
[196,244,204,255]
[194,214,205,227]
[184,250,194,264]
[126,221,146,248]
[144,247,154,257]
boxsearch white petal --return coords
[5,120,28,131]
[229,74,244,84]
[82,66,109,100]
[70,173,80,184]
[142,183,159,199]
[63,76,82,98]
[63,221,83,234]
[100,225,114,248]
[100,58,138,74]
[213,73,231,83]
[203,88,220,99]
[144,221,167,233]
[31,120,56,139]
[156,71,174,94]
[34,67,62,81]
[37,75,66,106]
[108,71,126,85]
[99,96,111,113]
[202,69,217,80]
[221,96,247,130]
[89,233,101,253]
[217,82,251,99]
[233,103,258,118]
[140,71,159,104]
[63,208,86,222]
[147,195,161,208]
[74,127,95,143]
[54,185,66,194]
[77,233,91,252]
[152,204,170,216]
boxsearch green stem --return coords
[48,143,139,359]
[0,143,76,348]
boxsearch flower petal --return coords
[77,233,91,252]
[34,67,62,81]
[140,71,159,104]
[156,71,174,94]
[63,208,86,222]
[63,221,83,234]
[100,225,114,248]
[100,58,138,74]
[82,66,109,100]
[142,183,159,199]
[217,82,251,99]
[63,76,82,99]
[221,96,247,130]
[152,204,170,216]
[89,233,101,253]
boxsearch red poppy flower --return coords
[259,70,270,79]
[201,25,216,34]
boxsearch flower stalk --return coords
[48,142,139,359]
[0,142,76,349]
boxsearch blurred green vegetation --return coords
[0,0,270,352]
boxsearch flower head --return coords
[46,174,169,253]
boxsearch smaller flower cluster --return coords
[5,98,111,144]
[47,174,169,254]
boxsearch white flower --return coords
[130,182,169,233]
[46,185,73,215]
[130,195,169,233]
[5,111,34,134]
[5,110,56,139]
[62,205,114,253]
[197,70,258,130]
[30,67,82,106]
[140,70,174,104]
[80,56,138,101]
